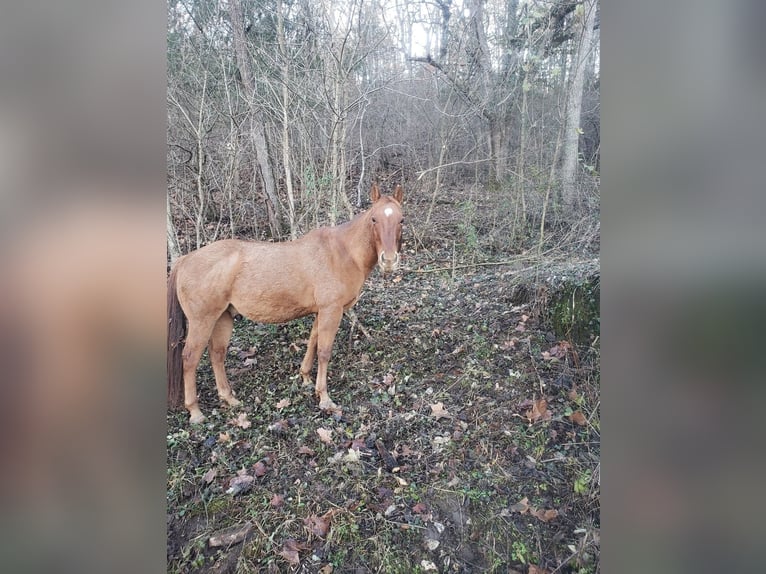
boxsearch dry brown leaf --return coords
[532,508,559,523]
[570,411,588,426]
[399,444,419,457]
[319,564,334,574]
[237,346,257,359]
[268,419,289,433]
[270,493,285,508]
[298,445,316,456]
[243,357,257,366]
[279,539,304,566]
[208,522,253,547]
[305,514,330,538]
[226,473,254,495]
[525,399,552,423]
[230,412,251,429]
[430,402,451,420]
[510,497,531,514]
[567,384,580,402]
[316,427,334,445]
[500,337,519,350]
[218,432,231,444]
[201,468,217,485]
[275,398,291,409]
[252,461,268,477]
[528,565,550,574]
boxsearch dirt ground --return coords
[167,193,600,574]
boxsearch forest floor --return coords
[167,190,600,574]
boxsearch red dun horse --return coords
[168,183,404,423]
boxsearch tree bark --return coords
[560,0,598,216]
[276,0,297,239]
[227,0,282,237]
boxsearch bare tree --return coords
[560,0,598,215]
[227,0,282,236]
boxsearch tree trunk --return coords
[227,0,282,237]
[277,0,297,239]
[560,0,598,216]
[166,192,181,264]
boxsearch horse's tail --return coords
[167,264,186,407]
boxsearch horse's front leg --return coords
[314,305,343,413]
[299,317,318,386]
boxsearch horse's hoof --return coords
[189,412,206,424]
[319,400,342,419]
[223,396,241,407]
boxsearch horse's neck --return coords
[338,212,377,276]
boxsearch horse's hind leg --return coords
[182,318,219,424]
[209,311,240,408]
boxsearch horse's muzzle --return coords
[378,251,400,273]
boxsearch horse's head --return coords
[369,183,404,274]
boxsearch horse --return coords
[167,183,404,424]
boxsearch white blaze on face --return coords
[384,207,394,217]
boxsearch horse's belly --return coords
[231,291,314,324]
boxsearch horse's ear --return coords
[370,183,380,202]
[393,184,403,204]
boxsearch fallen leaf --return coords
[201,468,217,485]
[510,497,531,513]
[243,357,257,366]
[237,346,257,359]
[425,538,440,551]
[226,473,254,495]
[316,427,334,445]
[298,445,316,456]
[399,444,419,457]
[279,539,304,566]
[430,402,451,420]
[412,502,428,515]
[319,564,334,574]
[569,411,588,426]
[208,522,253,547]
[348,437,366,451]
[268,419,289,433]
[276,398,291,409]
[218,432,231,444]
[253,461,268,477]
[270,493,285,508]
[533,508,559,522]
[420,560,438,571]
[501,337,519,350]
[230,413,251,429]
[524,399,552,423]
[528,565,550,574]
[304,510,336,538]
